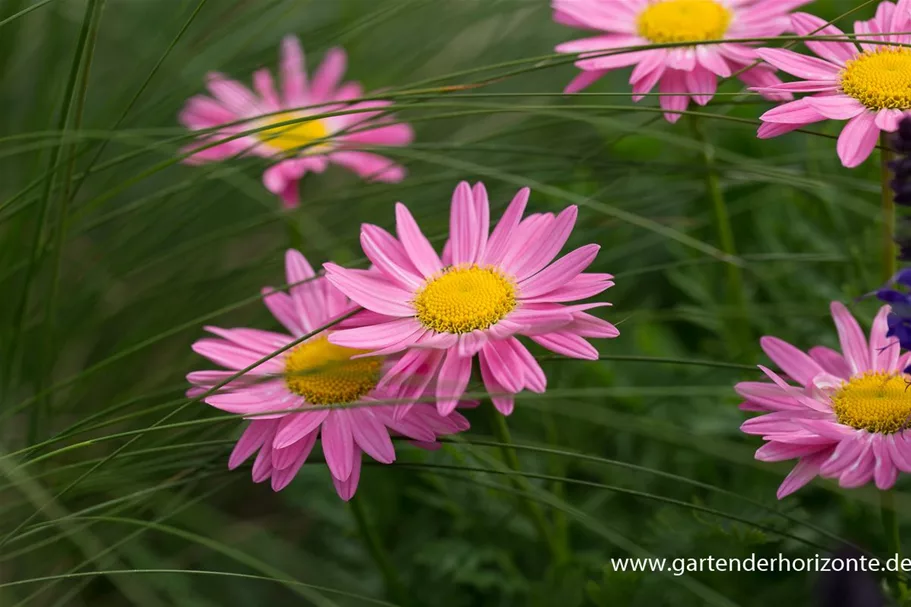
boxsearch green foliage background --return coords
[0,0,902,605]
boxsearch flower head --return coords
[755,2,911,167]
[738,301,911,498]
[323,181,618,416]
[552,0,811,122]
[187,249,469,500]
[179,36,413,208]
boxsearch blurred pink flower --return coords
[754,3,911,167]
[323,181,618,417]
[187,249,468,501]
[552,0,811,122]
[738,302,911,498]
[179,36,413,208]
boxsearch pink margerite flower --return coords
[178,35,413,208]
[738,302,911,499]
[187,249,469,501]
[755,2,911,167]
[323,181,618,417]
[552,0,811,123]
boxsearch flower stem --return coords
[487,407,567,564]
[349,494,411,605]
[881,490,910,603]
[883,133,897,282]
[689,115,749,353]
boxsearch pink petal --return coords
[281,36,307,108]
[449,181,482,265]
[344,122,414,147]
[564,69,608,94]
[807,346,851,379]
[658,69,689,124]
[270,430,318,491]
[262,288,306,336]
[506,206,578,280]
[820,433,867,476]
[529,331,598,360]
[759,97,826,124]
[310,47,346,103]
[480,341,523,393]
[830,301,871,374]
[805,96,866,120]
[759,336,824,387]
[330,151,406,183]
[776,449,831,499]
[519,244,599,298]
[228,420,275,469]
[274,410,330,449]
[756,48,841,80]
[350,408,396,464]
[871,305,901,373]
[873,434,900,490]
[329,318,424,350]
[685,67,716,106]
[755,441,827,462]
[484,187,530,266]
[323,264,415,317]
[790,13,857,65]
[695,45,731,78]
[836,111,880,168]
[876,108,905,132]
[253,68,280,110]
[360,228,422,289]
[435,350,473,415]
[479,353,515,415]
[395,203,443,277]
[331,448,362,501]
[322,410,355,481]
[205,72,261,116]
[506,337,546,393]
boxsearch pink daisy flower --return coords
[323,181,618,417]
[178,35,413,208]
[187,249,469,501]
[552,0,811,123]
[738,301,911,499]
[755,2,911,167]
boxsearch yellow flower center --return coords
[637,0,733,45]
[284,336,382,405]
[840,48,911,110]
[258,111,330,153]
[831,372,911,434]
[414,265,517,334]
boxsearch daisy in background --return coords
[738,301,911,498]
[179,35,413,208]
[552,0,811,123]
[324,181,618,417]
[755,2,911,167]
[187,249,469,501]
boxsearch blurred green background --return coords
[0,0,903,605]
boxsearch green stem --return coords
[881,490,909,603]
[487,407,567,564]
[284,212,303,251]
[883,133,897,282]
[690,116,749,354]
[349,495,410,606]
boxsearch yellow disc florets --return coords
[284,336,382,405]
[637,0,733,45]
[258,111,330,153]
[413,265,517,334]
[831,372,911,434]
[840,48,911,110]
